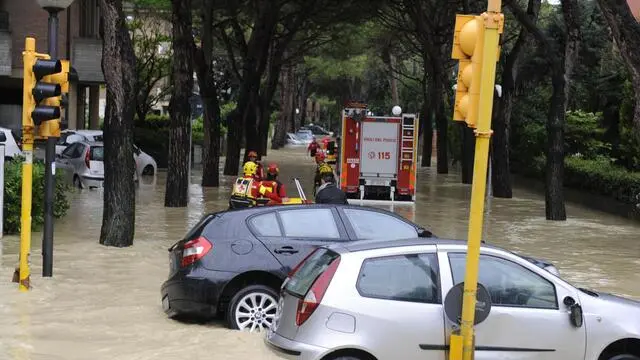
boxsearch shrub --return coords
[515,155,640,206]
[564,110,610,158]
[3,158,70,234]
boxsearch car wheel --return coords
[142,165,154,176]
[608,355,640,360]
[73,176,83,189]
[227,285,278,333]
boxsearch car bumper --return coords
[160,269,235,319]
[81,175,104,188]
[265,330,328,360]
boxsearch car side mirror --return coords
[0,133,6,143]
[564,296,583,328]
[417,228,433,238]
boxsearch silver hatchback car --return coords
[57,141,104,188]
[266,238,640,360]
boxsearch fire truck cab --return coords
[338,101,419,204]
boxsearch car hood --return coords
[587,289,640,308]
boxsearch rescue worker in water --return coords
[246,150,264,180]
[313,151,334,194]
[229,161,263,209]
[258,163,288,205]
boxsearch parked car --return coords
[56,130,103,155]
[0,127,23,159]
[286,133,306,146]
[160,204,435,331]
[294,130,314,144]
[57,129,157,176]
[57,141,104,189]
[301,123,334,137]
[267,238,640,360]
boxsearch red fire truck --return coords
[338,101,419,203]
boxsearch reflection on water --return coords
[1,147,640,358]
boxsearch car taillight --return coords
[288,248,320,277]
[181,236,212,267]
[85,150,91,169]
[295,257,340,326]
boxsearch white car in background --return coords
[0,127,23,160]
[56,129,157,176]
[286,133,306,146]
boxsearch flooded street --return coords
[1,147,640,359]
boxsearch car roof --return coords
[327,237,500,254]
[217,204,422,222]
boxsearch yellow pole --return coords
[19,37,36,292]
[458,2,502,360]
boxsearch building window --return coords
[79,0,100,38]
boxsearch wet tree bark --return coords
[194,0,221,187]
[272,64,294,149]
[596,0,640,137]
[165,0,193,207]
[506,0,580,220]
[461,125,475,184]
[431,65,448,174]
[98,0,136,247]
[492,0,541,198]
[420,73,433,167]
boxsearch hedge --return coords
[517,156,640,206]
[4,158,70,234]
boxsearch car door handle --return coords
[274,246,299,255]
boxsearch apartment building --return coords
[0,0,104,135]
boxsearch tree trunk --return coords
[195,0,220,187]
[420,75,433,167]
[597,0,640,136]
[461,125,475,184]
[545,70,567,220]
[165,0,193,207]
[224,110,243,175]
[491,86,514,198]
[98,0,136,247]
[491,0,540,198]
[389,53,400,106]
[431,68,448,174]
[272,64,293,149]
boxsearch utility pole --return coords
[37,0,74,277]
[449,1,504,359]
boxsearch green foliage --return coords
[3,158,70,234]
[135,103,234,167]
[515,155,640,207]
[564,110,610,158]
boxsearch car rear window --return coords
[285,249,339,297]
[90,146,104,161]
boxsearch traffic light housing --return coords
[22,38,69,139]
[451,14,504,128]
[452,15,484,128]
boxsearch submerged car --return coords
[57,141,104,189]
[160,204,434,331]
[266,238,640,360]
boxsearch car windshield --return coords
[90,146,104,161]
[285,248,339,297]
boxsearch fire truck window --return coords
[344,209,417,240]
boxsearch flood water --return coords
[1,147,639,359]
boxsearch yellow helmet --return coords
[319,164,333,175]
[243,161,258,176]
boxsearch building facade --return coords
[0,0,104,136]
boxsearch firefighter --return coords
[313,151,333,194]
[315,172,348,205]
[229,161,262,209]
[307,137,319,158]
[258,163,288,205]
[246,150,264,180]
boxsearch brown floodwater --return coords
[1,147,639,359]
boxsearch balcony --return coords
[0,11,11,76]
[72,37,104,83]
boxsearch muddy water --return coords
[1,147,640,359]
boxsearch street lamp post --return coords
[36,0,74,278]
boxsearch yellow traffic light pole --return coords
[19,37,37,292]
[449,1,503,360]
